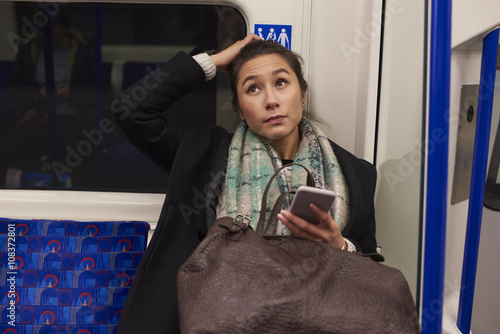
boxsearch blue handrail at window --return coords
[457,27,499,334]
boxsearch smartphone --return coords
[288,186,336,225]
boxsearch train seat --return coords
[0,218,149,332]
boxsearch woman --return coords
[113,34,377,334]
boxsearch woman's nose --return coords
[265,90,279,110]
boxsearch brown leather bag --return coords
[177,164,419,333]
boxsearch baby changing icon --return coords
[254,24,292,50]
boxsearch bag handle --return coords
[264,190,295,235]
[255,163,315,235]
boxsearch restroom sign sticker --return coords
[254,24,292,50]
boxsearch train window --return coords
[0,1,246,192]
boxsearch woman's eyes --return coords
[276,79,288,87]
[246,79,288,94]
[247,85,260,93]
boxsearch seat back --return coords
[0,218,150,332]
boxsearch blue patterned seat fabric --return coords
[0,218,150,334]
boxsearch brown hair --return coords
[228,40,308,111]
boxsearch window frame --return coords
[0,0,249,226]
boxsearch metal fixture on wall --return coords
[451,84,479,205]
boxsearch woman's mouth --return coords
[265,115,286,124]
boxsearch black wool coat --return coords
[112,52,377,334]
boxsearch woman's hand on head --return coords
[278,203,346,250]
[211,33,262,73]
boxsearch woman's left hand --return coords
[278,203,346,250]
[210,33,262,73]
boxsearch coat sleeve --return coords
[111,51,207,173]
[348,159,377,253]
[330,141,378,254]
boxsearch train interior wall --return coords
[1,1,500,333]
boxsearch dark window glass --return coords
[0,2,246,192]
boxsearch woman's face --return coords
[236,54,306,150]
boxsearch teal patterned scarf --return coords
[216,118,350,235]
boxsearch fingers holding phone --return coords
[278,186,345,249]
[288,186,336,225]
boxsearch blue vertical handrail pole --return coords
[457,28,499,334]
[422,0,451,333]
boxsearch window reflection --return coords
[0,2,246,192]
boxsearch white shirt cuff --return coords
[344,238,357,252]
[192,52,216,81]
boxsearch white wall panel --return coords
[452,0,500,49]
[374,0,426,300]
[308,0,381,161]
